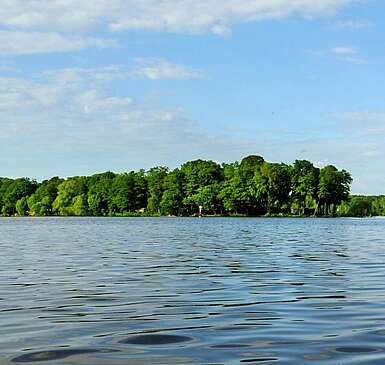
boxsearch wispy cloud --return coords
[0,0,358,55]
[342,56,369,65]
[332,47,357,55]
[0,66,256,171]
[331,111,385,126]
[0,59,17,72]
[1,1,356,34]
[331,46,369,64]
[336,19,373,29]
[0,31,117,55]
[1,68,385,194]
[132,59,205,80]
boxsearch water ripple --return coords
[1,217,385,364]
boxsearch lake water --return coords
[1,217,385,364]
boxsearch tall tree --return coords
[53,176,89,216]
[27,177,63,216]
[291,160,319,215]
[146,167,169,214]
[87,172,116,216]
[261,162,292,214]
[181,159,223,214]
[1,178,37,216]
[160,169,184,216]
[316,166,352,216]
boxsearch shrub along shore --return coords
[0,155,381,218]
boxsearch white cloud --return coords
[0,66,240,152]
[0,67,132,112]
[0,65,268,180]
[0,31,117,55]
[43,66,127,84]
[75,89,134,113]
[132,59,205,80]
[336,19,372,29]
[0,59,17,71]
[0,0,357,54]
[343,56,369,65]
[331,46,369,64]
[332,47,357,55]
[105,0,356,34]
[0,0,355,34]
[331,112,385,131]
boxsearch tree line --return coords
[339,196,385,217]
[0,155,362,217]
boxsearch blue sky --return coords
[0,0,384,194]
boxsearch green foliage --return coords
[291,160,319,214]
[189,183,223,214]
[371,196,385,216]
[181,159,223,214]
[147,167,169,213]
[160,169,184,216]
[1,178,37,216]
[109,171,148,214]
[316,166,352,216]
[16,197,29,216]
[87,172,116,216]
[262,163,292,214]
[220,158,266,215]
[27,177,63,216]
[338,195,385,217]
[53,176,88,216]
[0,155,367,217]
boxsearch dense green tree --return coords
[372,196,385,216]
[27,177,63,216]
[0,178,13,214]
[257,162,292,214]
[291,160,319,215]
[146,167,169,214]
[0,155,361,217]
[160,169,184,216]
[338,196,372,217]
[109,171,147,214]
[188,183,223,214]
[87,172,115,216]
[316,166,352,216]
[53,176,89,216]
[181,160,223,214]
[1,178,37,216]
[220,156,266,215]
[16,197,29,216]
[72,194,89,216]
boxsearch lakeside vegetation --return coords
[339,196,385,217]
[1,155,375,218]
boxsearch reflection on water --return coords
[1,217,385,364]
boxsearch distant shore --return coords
[1,155,383,218]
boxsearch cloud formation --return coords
[332,47,357,55]
[132,59,205,80]
[1,66,384,194]
[0,31,117,55]
[0,0,354,33]
[0,0,355,54]
[336,19,372,29]
[0,66,258,176]
[331,46,368,64]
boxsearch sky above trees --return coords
[0,0,384,194]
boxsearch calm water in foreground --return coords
[1,217,385,364]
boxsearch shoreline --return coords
[0,214,383,219]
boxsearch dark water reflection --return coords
[1,217,385,364]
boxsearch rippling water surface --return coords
[1,217,385,364]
